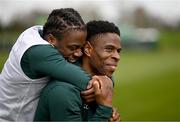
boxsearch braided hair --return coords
[43,8,86,40]
[86,20,120,41]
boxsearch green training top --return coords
[21,45,91,90]
[34,81,112,121]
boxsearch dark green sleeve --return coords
[89,105,112,121]
[23,45,91,90]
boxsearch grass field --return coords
[113,49,180,121]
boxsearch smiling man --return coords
[34,20,122,121]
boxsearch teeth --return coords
[68,59,76,63]
[109,65,116,70]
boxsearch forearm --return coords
[27,45,91,90]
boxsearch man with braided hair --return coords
[34,20,121,122]
[0,8,98,121]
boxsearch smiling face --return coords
[48,29,87,63]
[87,33,121,77]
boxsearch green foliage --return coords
[158,30,180,50]
[0,51,8,71]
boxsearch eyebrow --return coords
[105,44,121,49]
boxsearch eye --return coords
[117,49,121,54]
[105,47,113,53]
[68,46,79,51]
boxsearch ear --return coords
[47,34,57,47]
[84,41,93,57]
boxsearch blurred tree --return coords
[133,7,149,27]
[0,10,48,51]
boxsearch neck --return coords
[82,56,95,76]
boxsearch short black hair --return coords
[43,8,85,40]
[86,20,120,41]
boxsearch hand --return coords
[81,76,99,103]
[81,87,95,103]
[81,75,113,106]
[108,107,120,122]
[92,75,113,107]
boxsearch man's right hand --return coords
[81,75,113,106]
[92,75,113,107]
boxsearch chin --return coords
[104,69,114,77]
[106,74,113,78]
[104,72,113,78]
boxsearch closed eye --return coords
[68,45,81,51]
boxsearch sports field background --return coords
[113,31,180,121]
[0,31,179,121]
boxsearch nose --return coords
[112,51,120,61]
[74,49,83,57]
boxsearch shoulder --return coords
[43,81,81,101]
[46,81,79,92]
[26,45,59,57]
[38,81,83,121]
[23,45,64,62]
[42,81,82,109]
